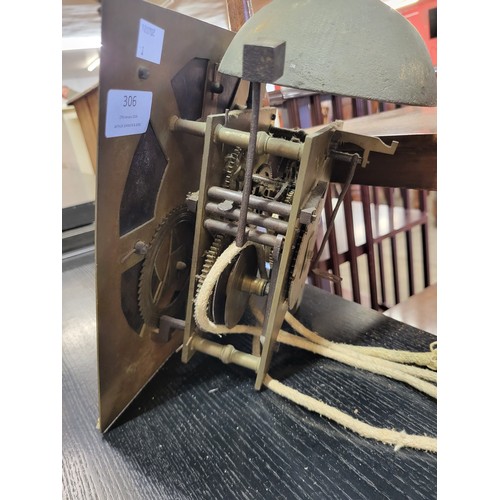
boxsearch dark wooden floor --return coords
[63,251,436,499]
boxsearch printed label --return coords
[136,18,164,64]
[105,89,153,138]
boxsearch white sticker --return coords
[105,89,153,138]
[136,19,164,64]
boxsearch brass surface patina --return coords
[96,0,436,431]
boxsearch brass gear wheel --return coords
[196,234,230,298]
[222,146,245,191]
[195,146,245,316]
[286,226,306,311]
[138,205,195,327]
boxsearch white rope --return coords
[249,304,437,385]
[283,311,438,380]
[194,241,262,337]
[285,311,437,371]
[193,241,437,452]
[277,330,437,398]
[263,375,437,453]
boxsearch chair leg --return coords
[311,94,324,126]
[343,188,361,304]
[405,229,415,297]
[352,98,369,117]
[332,95,344,120]
[361,186,379,310]
[286,98,301,128]
[371,187,387,306]
[390,236,401,305]
[419,191,431,287]
[421,224,431,288]
[377,241,387,307]
[386,188,400,305]
[401,189,415,296]
[225,0,254,31]
[324,184,343,296]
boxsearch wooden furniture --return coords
[313,184,431,310]
[68,84,99,173]
[384,283,437,336]
[225,0,254,31]
[275,94,436,191]
[304,106,436,313]
[332,106,437,191]
[63,251,437,499]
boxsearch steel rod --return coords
[170,115,303,161]
[205,202,288,234]
[207,186,292,217]
[236,82,261,247]
[192,337,260,372]
[169,116,206,136]
[204,219,278,248]
[216,127,303,161]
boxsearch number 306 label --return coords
[105,89,153,138]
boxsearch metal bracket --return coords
[299,181,328,225]
[335,130,399,168]
[155,315,186,343]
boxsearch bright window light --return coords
[384,0,419,10]
[87,57,101,72]
[62,35,101,51]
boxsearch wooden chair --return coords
[311,184,431,310]
[269,88,435,311]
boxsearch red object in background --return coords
[399,0,437,67]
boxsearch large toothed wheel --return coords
[138,205,195,327]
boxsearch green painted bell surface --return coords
[219,0,437,106]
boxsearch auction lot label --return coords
[105,89,153,138]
